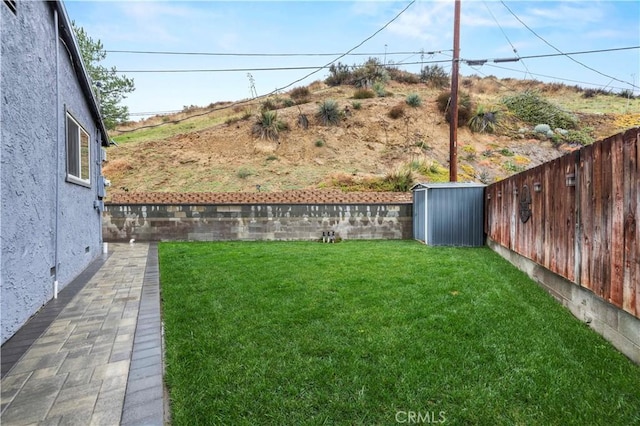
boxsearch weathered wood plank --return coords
[544,160,553,271]
[610,134,625,306]
[565,152,577,282]
[601,137,613,302]
[581,143,595,291]
[591,141,604,297]
[622,130,638,315]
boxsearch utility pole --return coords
[449,0,461,182]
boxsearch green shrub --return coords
[503,161,524,173]
[383,168,414,192]
[352,101,362,110]
[502,90,577,129]
[283,99,295,108]
[353,57,389,88]
[316,99,342,126]
[353,89,375,99]
[315,139,325,147]
[373,82,387,97]
[236,168,253,179]
[468,105,499,133]
[405,93,422,107]
[252,110,288,141]
[564,129,594,145]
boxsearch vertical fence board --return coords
[622,131,638,315]
[601,138,613,301]
[537,168,546,265]
[580,144,594,290]
[565,153,577,282]
[592,141,604,297]
[610,134,625,306]
[544,161,553,271]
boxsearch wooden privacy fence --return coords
[485,128,639,319]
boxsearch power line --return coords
[117,60,449,74]
[114,46,638,74]
[483,1,532,79]
[115,0,417,134]
[500,0,637,89]
[480,63,634,91]
[242,0,416,96]
[105,49,448,57]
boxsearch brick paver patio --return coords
[0,243,165,425]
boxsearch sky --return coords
[63,0,640,120]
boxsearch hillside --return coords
[104,76,640,198]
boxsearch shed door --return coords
[413,190,426,241]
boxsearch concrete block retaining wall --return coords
[103,203,413,242]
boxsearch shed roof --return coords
[411,182,486,191]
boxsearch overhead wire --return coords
[106,49,448,57]
[500,0,638,90]
[482,1,532,79]
[115,0,417,133]
[115,46,638,74]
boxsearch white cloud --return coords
[386,2,454,43]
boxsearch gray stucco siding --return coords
[1,0,104,343]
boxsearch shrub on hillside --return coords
[405,93,422,107]
[383,168,414,192]
[325,62,353,87]
[502,90,577,129]
[387,66,421,84]
[421,65,449,88]
[353,89,375,99]
[468,105,499,133]
[252,110,288,141]
[373,82,387,97]
[316,99,342,126]
[289,86,311,101]
[352,58,389,89]
[388,104,405,119]
[261,98,278,112]
[436,91,473,126]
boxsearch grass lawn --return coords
[159,241,640,425]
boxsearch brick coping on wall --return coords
[107,190,413,205]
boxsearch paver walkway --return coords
[0,243,165,425]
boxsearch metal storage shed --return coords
[412,182,486,246]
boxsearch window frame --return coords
[65,112,91,187]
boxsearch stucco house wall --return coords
[1,0,108,343]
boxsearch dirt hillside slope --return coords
[104,77,639,198]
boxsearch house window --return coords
[4,0,17,14]
[66,113,91,185]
